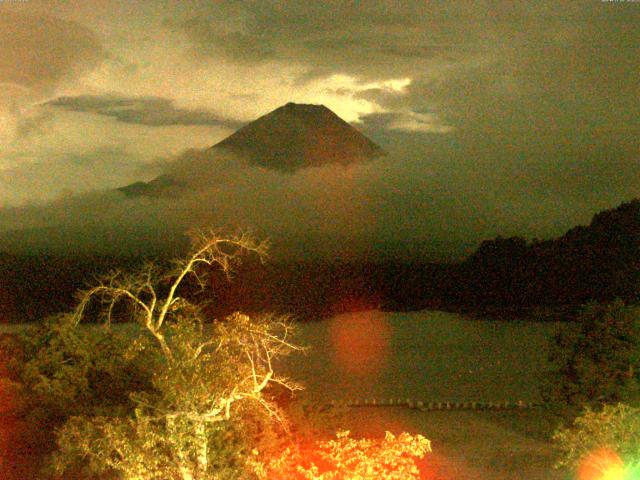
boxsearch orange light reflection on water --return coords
[328,309,390,376]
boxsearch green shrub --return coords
[553,403,640,478]
[543,300,640,416]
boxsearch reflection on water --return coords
[281,310,564,404]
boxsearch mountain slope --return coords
[450,198,640,312]
[116,102,385,197]
[211,102,384,171]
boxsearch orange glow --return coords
[349,411,474,480]
[418,451,452,480]
[328,310,390,376]
[349,406,406,437]
[577,447,626,480]
[0,378,20,479]
[264,429,430,479]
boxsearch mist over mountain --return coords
[117,102,385,197]
[0,101,634,264]
[0,102,469,260]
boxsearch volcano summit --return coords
[212,102,384,171]
[118,102,384,196]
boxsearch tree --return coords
[256,430,431,480]
[543,300,640,416]
[553,403,640,479]
[9,230,434,479]
[16,231,303,480]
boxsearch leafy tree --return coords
[7,231,434,479]
[256,430,431,480]
[553,403,640,478]
[0,311,151,470]
[12,232,303,480]
[543,300,640,415]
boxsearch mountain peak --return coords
[212,102,384,171]
[116,103,385,197]
[282,101,329,110]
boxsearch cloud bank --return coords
[2,134,635,262]
[0,1,638,260]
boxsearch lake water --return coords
[278,310,563,404]
[1,310,564,403]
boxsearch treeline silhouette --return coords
[1,199,638,322]
[447,198,640,317]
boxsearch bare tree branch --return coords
[60,231,303,480]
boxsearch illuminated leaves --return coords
[15,232,304,479]
[259,430,431,480]
[553,403,640,479]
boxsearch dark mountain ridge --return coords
[2,198,639,322]
[448,198,640,315]
[117,174,181,198]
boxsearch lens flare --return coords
[328,309,390,376]
[578,448,626,480]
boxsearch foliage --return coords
[52,313,301,479]
[10,232,304,480]
[553,403,640,477]
[543,300,640,415]
[6,230,434,479]
[4,313,150,448]
[256,430,431,480]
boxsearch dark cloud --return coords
[169,3,556,73]
[169,1,483,79]
[173,1,640,131]
[46,95,242,128]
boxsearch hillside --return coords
[1,198,638,322]
[449,198,640,315]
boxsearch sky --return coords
[0,0,639,260]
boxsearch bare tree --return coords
[74,231,266,353]
[49,231,304,480]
